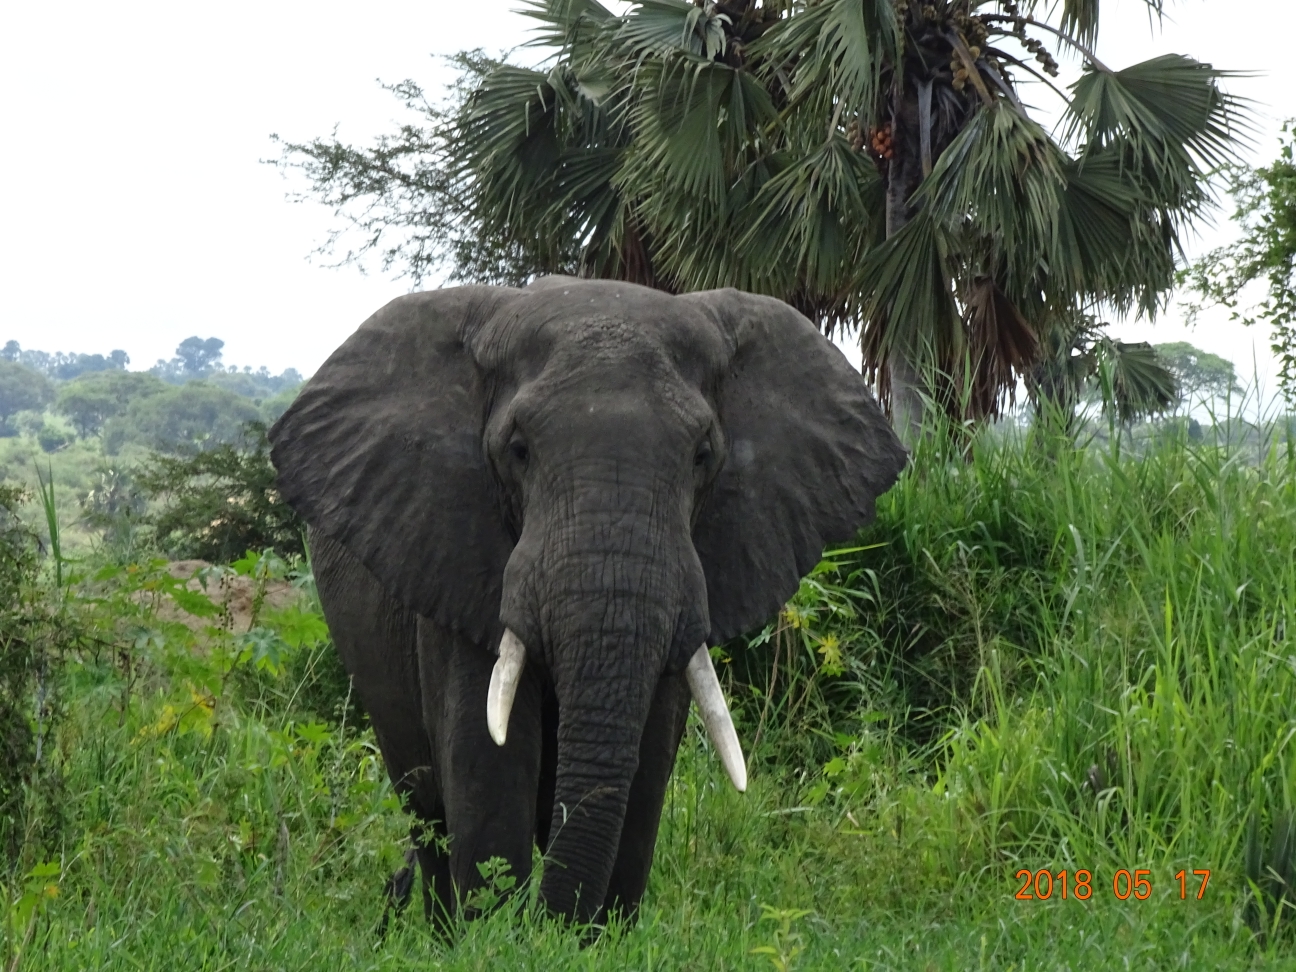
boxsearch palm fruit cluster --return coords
[1019,34,1059,77]
[950,1,991,48]
[846,117,866,153]
[869,123,895,160]
[951,48,982,92]
[1000,2,1060,77]
[947,1,992,92]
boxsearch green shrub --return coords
[134,422,304,562]
[79,464,150,563]
[0,487,37,852]
[34,424,71,454]
[0,484,68,868]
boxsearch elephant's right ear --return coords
[682,289,908,645]
[270,287,517,644]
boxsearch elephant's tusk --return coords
[685,645,748,792]
[487,629,527,746]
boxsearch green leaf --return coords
[1096,339,1177,423]
[168,585,222,619]
[295,721,332,746]
[262,604,330,649]
[240,627,289,673]
[26,861,60,880]
[1054,148,1175,316]
[621,59,774,211]
[1047,0,1165,48]
[518,0,614,52]
[733,137,883,310]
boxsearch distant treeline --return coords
[0,336,302,454]
[1,342,130,381]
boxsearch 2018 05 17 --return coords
[1014,868,1212,901]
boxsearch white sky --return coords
[1,1,1293,396]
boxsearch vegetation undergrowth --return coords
[2,409,1295,969]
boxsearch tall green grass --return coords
[3,413,1296,968]
[731,412,1296,937]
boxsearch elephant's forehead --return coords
[474,283,726,377]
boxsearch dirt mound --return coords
[159,560,302,634]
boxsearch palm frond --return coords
[1065,54,1249,171]
[1052,149,1175,316]
[460,64,554,144]
[963,275,1038,417]
[751,0,898,121]
[457,62,622,276]
[550,146,626,265]
[614,0,731,60]
[917,102,1066,295]
[1057,0,1101,47]
[458,64,566,218]
[1019,0,1163,48]
[729,136,884,317]
[619,58,775,210]
[1052,54,1251,319]
[519,0,615,53]
[856,208,961,365]
[1096,338,1177,423]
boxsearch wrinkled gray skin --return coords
[269,278,907,926]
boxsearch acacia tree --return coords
[1153,341,1240,407]
[54,371,166,438]
[280,0,1244,435]
[0,363,53,436]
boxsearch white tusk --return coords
[487,629,527,746]
[685,644,748,792]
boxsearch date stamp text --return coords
[1015,868,1211,901]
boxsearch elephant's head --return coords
[270,278,906,920]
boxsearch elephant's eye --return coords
[509,439,529,465]
[694,440,712,468]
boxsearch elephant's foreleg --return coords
[600,672,691,924]
[419,620,546,917]
[534,682,559,852]
[309,530,448,924]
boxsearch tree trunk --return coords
[887,351,926,443]
[881,77,930,445]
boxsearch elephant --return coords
[268,277,907,928]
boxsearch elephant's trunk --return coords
[533,544,673,922]
[538,667,655,921]
[499,459,707,922]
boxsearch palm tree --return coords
[281,1,1246,436]
[1029,312,1177,441]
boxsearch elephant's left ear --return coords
[270,287,518,645]
[681,289,908,644]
